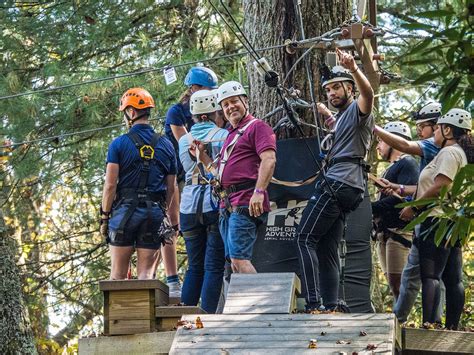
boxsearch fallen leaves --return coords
[308,339,318,349]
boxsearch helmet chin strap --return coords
[440,125,454,148]
[124,109,147,129]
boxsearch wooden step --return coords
[78,331,175,355]
[155,306,205,332]
[223,273,301,314]
[99,279,169,335]
[170,313,400,354]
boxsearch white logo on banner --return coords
[265,200,308,241]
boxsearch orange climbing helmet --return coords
[119,88,155,111]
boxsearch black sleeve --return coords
[394,157,419,185]
[372,195,403,217]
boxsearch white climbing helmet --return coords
[437,108,472,131]
[383,121,412,140]
[189,90,219,115]
[414,102,442,123]
[216,81,247,105]
[321,65,355,88]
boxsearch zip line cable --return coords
[0,116,165,149]
[208,0,272,78]
[0,44,288,102]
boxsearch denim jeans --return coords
[394,226,445,323]
[219,208,267,260]
[181,211,225,313]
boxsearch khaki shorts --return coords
[376,231,411,274]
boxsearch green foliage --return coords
[400,165,474,247]
[378,0,473,112]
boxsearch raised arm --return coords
[337,48,374,116]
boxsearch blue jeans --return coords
[394,227,445,323]
[181,212,225,313]
[219,208,267,260]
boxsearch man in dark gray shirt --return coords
[295,49,374,312]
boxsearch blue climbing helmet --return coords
[184,67,218,88]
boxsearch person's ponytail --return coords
[451,125,474,164]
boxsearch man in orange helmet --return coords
[100,88,178,279]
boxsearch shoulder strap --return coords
[126,131,145,149]
[218,118,258,179]
[205,126,221,142]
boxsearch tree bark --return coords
[0,211,37,355]
[243,0,350,129]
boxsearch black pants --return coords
[295,178,363,309]
[418,218,464,329]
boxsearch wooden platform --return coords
[402,327,474,354]
[170,313,400,354]
[223,273,301,314]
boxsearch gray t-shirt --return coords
[325,100,374,191]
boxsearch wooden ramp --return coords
[223,272,301,314]
[170,313,400,354]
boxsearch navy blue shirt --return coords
[372,155,419,229]
[107,124,177,193]
[165,102,194,150]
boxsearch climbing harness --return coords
[113,131,166,244]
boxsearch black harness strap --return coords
[115,131,162,238]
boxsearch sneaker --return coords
[167,281,182,298]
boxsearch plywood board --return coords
[223,273,301,314]
[109,290,152,320]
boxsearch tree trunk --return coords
[0,211,37,355]
[243,0,350,129]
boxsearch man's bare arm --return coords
[102,163,119,213]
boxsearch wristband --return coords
[100,207,111,218]
[171,224,179,232]
[254,188,266,195]
[350,67,359,73]
[399,184,405,195]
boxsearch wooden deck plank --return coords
[403,328,474,354]
[78,331,175,355]
[155,306,204,318]
[174,326,393,335]
[99,279,168,292]
[177,333,393,342]
[170,313,397,354]
[172,340,392,349]
[171,349,391,355]
[180,313,393,322]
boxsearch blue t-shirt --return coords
[417,137,440,171]
[107,124,177,193]
[165,102,194,149]
[178,122,228,215]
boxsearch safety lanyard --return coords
[217,118,257,179]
